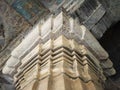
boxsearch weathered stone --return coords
[2,12,115,90]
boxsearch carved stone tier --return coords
[4,0,115,39]
[37,0,110,38]
[2,11,115,90]
[0,0,33,70]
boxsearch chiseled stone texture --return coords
[0,0,32,70]
[1,0,119,41]
[0,0,31,47]
[2,12,115,90]
[0,0,119,72]
[14,35,105,90]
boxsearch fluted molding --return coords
[2,11,115,90]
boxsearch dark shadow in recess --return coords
[100,21,120,80]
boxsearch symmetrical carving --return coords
[14,35,105,90]
[2,11,115,90]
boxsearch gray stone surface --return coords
[0,0,120,89]
[0,71,15,90]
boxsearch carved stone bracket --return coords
[2,11,115,90]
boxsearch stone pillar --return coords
[2,11,115,90]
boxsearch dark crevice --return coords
[100,21,120,80]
